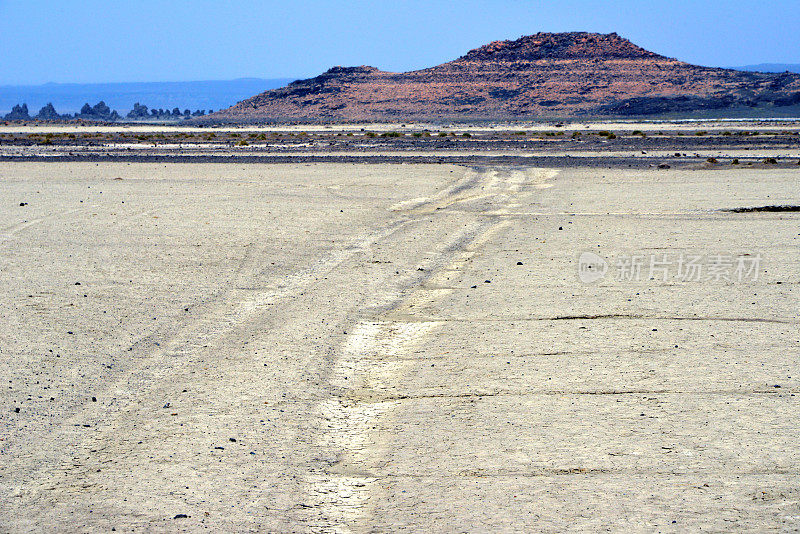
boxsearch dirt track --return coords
[1,139,799,530]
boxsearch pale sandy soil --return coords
[5,144,800,160]
[2,119,800,135]
[1,162,799,532]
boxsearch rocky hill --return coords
[213,32,800,121]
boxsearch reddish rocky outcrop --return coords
[213,32,800,121]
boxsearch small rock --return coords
[19,202,27,206]
[173,514,189,519]
[658,163,670,169]
[516,261,523,265]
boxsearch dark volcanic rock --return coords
[74,101,120,121]
[211,32,800,121]
[4,103,30,121]
[34,103,63,120]
[126,102,149,118]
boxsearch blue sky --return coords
[1,0,798,85]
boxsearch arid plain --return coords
[1,122,799,532]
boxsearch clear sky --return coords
[1,0,798,85]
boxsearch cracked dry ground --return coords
[1,162,799,532]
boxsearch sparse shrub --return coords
[571,132,581,138]
[412,132,423,138]
[695,131,707,136]
[706,157,718,164]
[514,131,527,136]
[230,133,240,138]
[238,140,249,146]
[606,133,617,139]
[380,131,401,138]
[597,130,612,137]
[722,131,732,136]
[631,130,644,136]
[365,132,376,138]
[438,132,448,137]
[763,158,777,164]
[732,159,740,165]
[462,132,472,138]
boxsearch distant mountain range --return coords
[0,78,295,116]
[211,33,800,121]
[732,64,800,73]
[3,43,799,122]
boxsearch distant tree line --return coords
[3,102,213,122]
